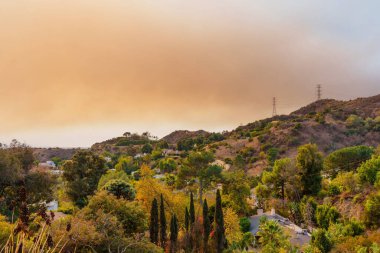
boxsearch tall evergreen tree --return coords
[160,194,167,248]
[170,214,178,253]
[203,199,210,252]
[185,206,190,232]
[189,192,195,227]
[214,189,226,253]
[150,198,159,244]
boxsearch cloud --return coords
[0,0,379,146]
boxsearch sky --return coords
[0,0,380,147]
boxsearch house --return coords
[162,149,183,157]
[39,161,56,168]
[249,209,311,247]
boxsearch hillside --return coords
[88,94,380,176]
[33,147,83,162]
[177,95,380,175]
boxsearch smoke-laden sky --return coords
[1,0,380,147]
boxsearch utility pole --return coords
[272,97,277,117]
[317,84,322,101]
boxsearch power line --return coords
[272,97,277,117]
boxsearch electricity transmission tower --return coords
[272,97,277,117]
[317,84,322,100]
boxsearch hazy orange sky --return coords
[1,0,379,147]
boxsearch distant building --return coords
[39,161,56,168]
[46,200,58,211]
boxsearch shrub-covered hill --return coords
[184,94,380,175]
[88,94,380,176]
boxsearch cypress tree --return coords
[160,194,167,248]
[203,199,210,252]
[170,214,178,253]
[150,198,159,244]
[185,206,190,232]
[189,192,195,227]
[214,189,226,253]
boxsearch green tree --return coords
[158,158,177,173]
[358,155,380,185]
[150,198,159,244]
[315,204,340,229]
[160,194,167,248]
[296,144,323,195]
[311,229,332,253]
[85,191,147,236]
[222,170,251,214]
[239,217,251,233]
[182,151,216,204]
[103,179,136,200]
[189,192,195,227]
[323,145,373,178]
[115,156,137,175]
[257,217,290,253]
[254,183,270,209]
[203,199,210,252]
[142,143,153,154]
[364,192,380,228]
[170,214,178,253]
[62,151,106,207]
[262,158,301,203]
[185,206,190,232]
[98,170,130,189]
[214,189,226,253]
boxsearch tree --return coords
[182,151,216,204]
[315,205,340,229]
[158,158,177,173]
[296,144,323,195]
[85,191,147,236]
[364,192,380,228]
[185,207,190,232]
[97,170,130,189]
[142,143,153,154]
[115,156,138,175]
[358,155,380,185]
[311,229,332,253]
[239,217,251,233]
[189,192,195,227]
[62,151,106,207]
[222,170,251,214]
[160,194,167,248]
[323,145,373,178]
[223,207,243,245]
[262,158,301,202]
[214,189,226,253]
[150,198,159,244]
[300,196,317,228]
[257,218,290,253]
[170,214,178,253]
[253,183,270,209]
[203,199,210,252]
[103,179,136,200]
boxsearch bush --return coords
[315,205,340,229]
[358,156,380,185]
[311,229,332,253]
[364,192,380,228]
[239,217,251,233]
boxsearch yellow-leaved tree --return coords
[135,164,190,225]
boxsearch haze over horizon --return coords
[1,0,380,147]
